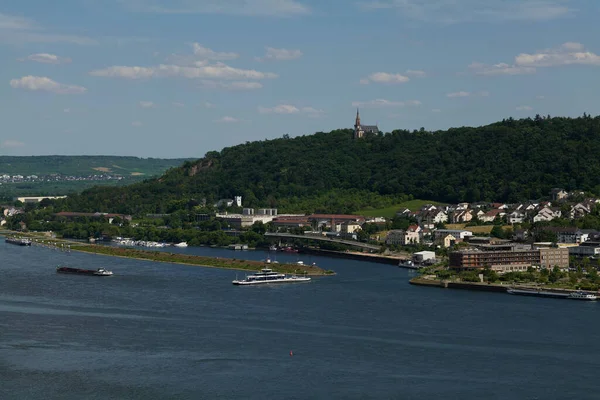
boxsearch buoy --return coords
[290,350,293,357]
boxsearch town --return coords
[3,187,600,283]
[0,173,126,184]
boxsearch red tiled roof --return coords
[308,214,365,221]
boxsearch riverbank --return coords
[301,247,409,265]
[71,244,333,275]
[409,276,598,295]
[0,232,333,275]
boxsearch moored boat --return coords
[56,266,113,276]
[232,268,311,286]
[5,237,32,246]
[507,288,596,301]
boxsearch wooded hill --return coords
[55,114,600,216]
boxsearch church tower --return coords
[354,108,365,139]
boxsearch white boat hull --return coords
[232,277,311,285]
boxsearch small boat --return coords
[56,266,113,276]
[5,237,32,246]
[174,242,188,248]
[507,288,596,301]
[232,268,311,286]
[398,259,419,269]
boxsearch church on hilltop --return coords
[353,109,379,139]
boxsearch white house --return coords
[479,209,506,223]
[533,207,562,223]
[508,211,526,224]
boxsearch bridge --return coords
[264,232,381,251]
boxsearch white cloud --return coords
[360,72,410,84]
[469,42,600,78]
[192,43,239,60]
[516,105,533,111]
[468,62,536,76]
[359,0,573,23]
[258,104,324,115]
[131,121,142,127]
[351,99,421,108]
[446,91,489,98]
[215,116,239,123]
[120,0,310,16]
[0,12,96,45]
[139,101,156,108]
[201,101,214,108]
[9,76,87,94]
[536,95,545,100]
[405,69,426,77]
[1,140,25,148]
[259,104,300,114]
[172,102,185,107]
[199,80,263,90]
[19,53,72,64]
[256,47,303,61]
[515,42,600,67]
[90,63,278,81]
[432,108,441,113]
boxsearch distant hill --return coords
[0,156,192,201]
[0,156,191,177]
[56,114,600,215]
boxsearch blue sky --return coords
[1,0,599,158]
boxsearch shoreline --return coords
[409,276,598,295]
[0,232,333,276]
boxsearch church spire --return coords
[355,108,361,127]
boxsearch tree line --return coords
[49,114,600,216]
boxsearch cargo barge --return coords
[507,288,596,301]
[56,266,113,276]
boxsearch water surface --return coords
[1,241,598,399]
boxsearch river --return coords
[1,241,599,399]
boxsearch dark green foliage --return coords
[53,115,600,215]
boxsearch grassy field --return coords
[355,199,446,218]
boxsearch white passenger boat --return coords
[232,268,311,286]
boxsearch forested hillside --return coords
[55,114,600,215]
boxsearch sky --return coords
[1,0,600,158]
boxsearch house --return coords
[479,209,506,223]
[490,203,509,210]
[417,209,448,229]
[508,211,526,224]
[543,227,589,244]
[413,251,436,264]
[570,201,595,219]
[270,216,310,229]
[385,225,421,246]
[215,199,235,208]
[433,229,473,241]
[442,234,457,248]
[513,229,529,241]
[308,214,365,231]
[341,221,362,234]
[456,203,470,210]
[550,188,568,201]
[451,209,473,224]
[533,207,561,222]
[396,208,412,216]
